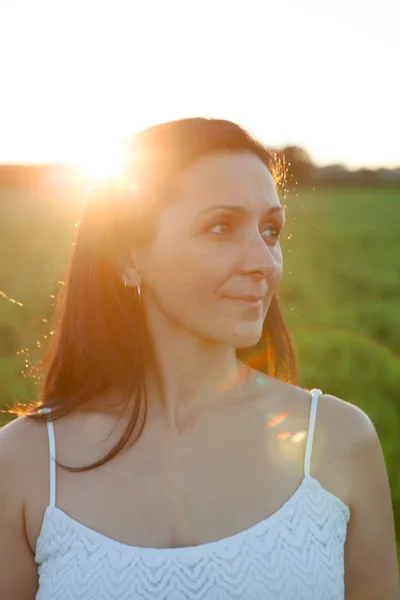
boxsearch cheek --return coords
[143,242,222,305]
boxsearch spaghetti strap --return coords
[304,389,323,477]
[42,407,57,507]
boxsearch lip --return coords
[224,295,265,308]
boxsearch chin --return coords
[221,324,264,350]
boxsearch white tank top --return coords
[35,388,350,599]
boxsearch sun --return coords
[71,139,128,185]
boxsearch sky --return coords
[0,0,399,178]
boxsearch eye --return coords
[261,226,282,243]
[208,220,234,235]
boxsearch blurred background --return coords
[0,0,399,553]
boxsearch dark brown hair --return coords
[18,117,299,471]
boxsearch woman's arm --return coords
[0,418,39,599]
[336,399,400,600]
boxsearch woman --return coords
[0,118,398,599]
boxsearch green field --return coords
[1,185,400,548]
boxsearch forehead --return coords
[170,151,281,214]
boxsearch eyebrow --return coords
[197,204,285,218]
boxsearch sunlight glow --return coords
[290,431,307,443]
[0,1,398,169]
[267,413,288,428]
[70,140,128,185]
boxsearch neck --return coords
[142,322,252,432]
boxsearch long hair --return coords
[18,118,299,471]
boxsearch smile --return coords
[224,296,264,309]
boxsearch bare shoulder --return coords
[316,391,392,491]
[251,375,375,439]
[0,414,50,500]
[0,415,47,598]
[252,374,370,433]
[282,381,377,447]
[289,386,399,599]
[300,386,380,470]
[0,413,47,464]
[250,377,380,497]
[317,390,376,438]
[315,390,378,457]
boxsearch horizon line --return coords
[0,160,399,172]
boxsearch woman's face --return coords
[131,151,285,349]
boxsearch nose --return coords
[238,232,280,279]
